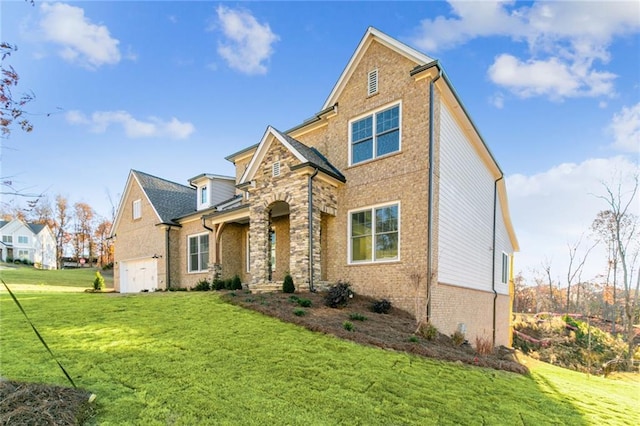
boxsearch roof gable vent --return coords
[272,161,281,177]
[368,69,378,96]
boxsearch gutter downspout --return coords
[427,68,442,321]
[165,226,171,290]
[308,168,319,292]
[492,176,503,346]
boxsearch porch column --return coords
[249,203,269,286]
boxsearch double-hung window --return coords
[2,235,12,244]
[350,103,400,165]
[349,203,399,263]
[188,233,209,272]
[18,236,29,244]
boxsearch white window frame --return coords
[348,101,402,166]
[188,232,209,273]
[18,235,29,244]
[17,249,29,259]
[201,186,208,205]
[2,235,13,244]
[501,252,509,284]
[132,199,142,220]
[347,201,400,265]
[367,69,378,96]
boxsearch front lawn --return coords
[1,291,638,425]
[0,264,112,290]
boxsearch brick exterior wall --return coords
[431,283,511,347]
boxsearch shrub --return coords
[93,271,105,291]
[192,279,211,291]
[231,274,243,290]
[475,336,494,355]
[349,313,368,321]
[224,278,235,290]
[283,273,295,293]
[418,322,438,341]
[451,331,466,346]
[324,281,353,308]
[371,299,392,314]
[409,335,419,343]
[297,298,312,308]
[343,321,355,332]
[293,308,306,317]
[213,279,226,291]
[288,295,300,303]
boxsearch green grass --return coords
[0,264,112,289]
[1,292,638,425]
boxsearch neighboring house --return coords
[112,27,518,346]
[0,219,57,269]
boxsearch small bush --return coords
[282,273,295,293]
[418,322,438,341]
[475,336,494,355]
[224,278,235,290]
[293,308,306,317]
[451,331,466,346]
[288,295,300,304]
[297,298,312,308]
[342,321,355,332]
[409,335,419,343]
[92,271,105,291]
[192,279,211,291]
[371,299,392,314]
[349,313,368,321]
[324,281,353,308]
[213,279,226,291]
[231,274,243,290]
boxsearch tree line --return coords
[1,195,113,269]
[513,174,639,364]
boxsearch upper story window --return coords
[132,199,142,220]
[367,69,378,96]
[501,252,509,284]
[350,103,401,165]
[349,202,399,264]
[201,186,208,205]
[188,233,209,273]
[18,236,29,244]
[2,235,12,243]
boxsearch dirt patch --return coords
[0,380,96,425]
[222,290,528,374]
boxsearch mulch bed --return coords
[0,380,96,426]
[221,290,528,374]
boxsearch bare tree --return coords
[565,234,597,314]
[596,174,639,366]
[73,202,95,266]
[54,195,71,268]
[94,218,113,267]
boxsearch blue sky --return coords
[1,1,639,283]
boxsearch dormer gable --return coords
[188,173,236,211]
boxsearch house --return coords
[0,219,57,269]
[111,27,518,346]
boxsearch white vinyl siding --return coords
[438,103,499,293]
[494,197,514,294]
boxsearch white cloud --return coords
[214,5,279,75]
[38,2,121,69]
[65,110,195,140]
[609,103,640,153]
[506,156,639,282]
[411,1,639,101]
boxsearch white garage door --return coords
[120,259,157,293]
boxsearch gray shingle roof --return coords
[28,223,46,234]
[272,128,346,182]
[132,170,196,225]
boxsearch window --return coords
[18,236,28,244]
[188,234,209,272]
[201,186,208,205]
[2,235,12,244]
[132,199,142,220]
[349,203,399,263]
[17,249,29,259]
[350,104,400,165]
[272,161,281,177]
[367,69,378,96]
[501,252,509,284]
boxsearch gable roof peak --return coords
[322,27,434,110]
